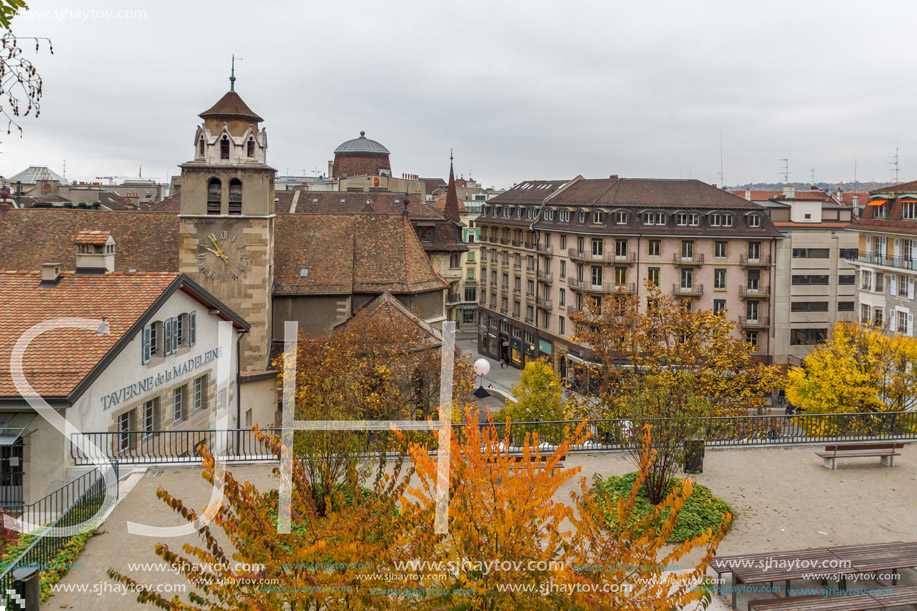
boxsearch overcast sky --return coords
[1,0,914,189]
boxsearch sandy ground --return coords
[45,443,917,610]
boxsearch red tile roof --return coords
[73,230,112,245]
[0,271,179,399]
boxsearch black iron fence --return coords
[0,466,113,607]
[71,411,917,465]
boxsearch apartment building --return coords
[764,186,858,364]
[849,181,917,337]
[476,176,781,373]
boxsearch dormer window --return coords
[748,214,762,228]
[578,211,586,223]
[246,139,255,158]
[560,209,571,222]
[220,136,230,160]
[592,211,604,224]
[516,207,523,218]
[615,211,627,225]
[723,214,733,227]
[903,200,917,220]
[644,212,666,226]
[544,209,554,221]
[873,203,889,219]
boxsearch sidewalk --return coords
[454,330,520,401]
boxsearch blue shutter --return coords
[189,311,197,346]
[164,319,173,356]
[142,324,152,364]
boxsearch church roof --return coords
[199,91,263,122]
[442,159,461,223]
[334,131,390,155]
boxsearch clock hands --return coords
[208,235,229,265]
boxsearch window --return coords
[714,269,726,289]
[874,308,883,328]
[417,227,433,242]
[142,323,156,364]
[559,288,566,306]
[748,214,761,228]
[792,248,830,258]
[193,376,205,412]
[839,248,858,260]
[514,276,521,292]
[559,316,565,335]
[713,299,726,315]
[791,302,829,312]
[559,260,566,279]
[723,214,733,227]
[643,211,666,225]
[861,304,871,324]
[714,241,727,258]
[591,265,603,286]
[746,331,759,347]
[904,201,917,220]
[676,213,688,226]
[591,238,604,256]
[502,273,508,288]
[838,274,855,285]
[592,211,603,224]
[172,386,184,424]
[517,207,524,218]
[247,139,255,158]
[207,178,221,215]
[648,240,661,256]
[198,138,205,157]
[577,263,584,282]
[680,268,693,289]
[747,269,760,291]
[899,311,909,334]
[560,235,567,249]
[837,301,855,311]
[118,412,131,452]
[526,305,534,321]
[748,242,761,261]
[790,329,828,345]
[681,240,694,259]
[467,268,475,280]
[559,210,570,222]
[220,136,230,160]
[464,287,476,301]
[614,267,627,286]
[449,254,461,269]
[615,239,628,257]
[746,300,759,320]
[792,274,829,285]
[175,315,184,346]
[874,203,888,219]
[876,272,884,292]
[143,398,157,439]
[615,211,627,224]
[228,179,242,215]
[527,279,534,295]
[544,209,554,221]
[647,267,660,286]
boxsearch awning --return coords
[867,199,889,206]
[0,412,36,446]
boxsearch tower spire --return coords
[230,54,236,91]
[442,150,461,223]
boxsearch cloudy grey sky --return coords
[1,0,913,189]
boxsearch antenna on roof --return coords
[888,139,900,183]
[716,133,725,188]
[810,163,815,185]
[778,158,790,183]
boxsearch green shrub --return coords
[593,472,732,542]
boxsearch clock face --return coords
[196,230,250,283]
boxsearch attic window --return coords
[592,211,603,224]
[220,136,230,160]
[300,269,308,278]
[198,138,205,157]
[748,214,762,228]
[246,139,255,158]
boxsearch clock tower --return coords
[178,77,275,372]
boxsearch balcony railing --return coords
[673,283,703,297]
[536,269,553,282]
[446,294,466,305]
[739,285,770,299]
[673,253,705,266]
[524,315,534,324]
[566,305,584,317]
[856,251,917,272]
[535,243,553,255]
[740,254,772,266]
[465,278,478,286]
[499,307,508,314]
[513,286,521,295]
[739,315,770,328]
[567,249,636,264]
[513,262,522,270]
[567,278,635,293]
[536,295,553,309]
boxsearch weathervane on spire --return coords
[230,54,242,91]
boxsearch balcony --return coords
[567,277,635,293]
[673,283,703,297]
[513,286,521,295]
[513,262,522,270]
[499,307,508,315]
[673,253,705,266]
[536,295,553,310]
[568,249,636,265]
[512,239,534,250]
[524,290,536,303]
[856,251,917,272]
[740,254,772,267]
[536,269,553,282]
[499,238,510,245]
[739,316,770,329]
[566,305,584,317]
[524,315,534,324]
[535,243,553,255]
[465,278,478,286]
[446,293,466,306]
[739,285,770,299]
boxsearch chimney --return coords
[74,230,116,274]
[852,195,860,207]
[40,263,61,285]
[783,185,796,199]
[745,189,751,201]
[328,160,333,179]
[609,174,618,180]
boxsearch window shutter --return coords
[865,239,872,257]
[895,238,902,260]
[164,319,173,356]
[909,313,914,337]
[909,277,915,300]
[172,318,180,354]
[912,242,917,266]
[891,275,898,296]
[142,324,152,364]
[189,311,197,346]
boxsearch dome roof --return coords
[334,131,390,155]
[8,166,65,184]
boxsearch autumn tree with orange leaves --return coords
[110,413,729,611]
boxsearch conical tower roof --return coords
[442,152,461,223]
[200,91,263,122]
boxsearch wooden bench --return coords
[749,585,917,611]
[815,443,907,470]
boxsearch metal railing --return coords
[740,254,772,266]
[739,285,770,298]
[739,315,770,328]
[857,251,917,272]
[70,412,917,465]
[673,283,704,297]
[673,253,705,265]
[0,466,113,607]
